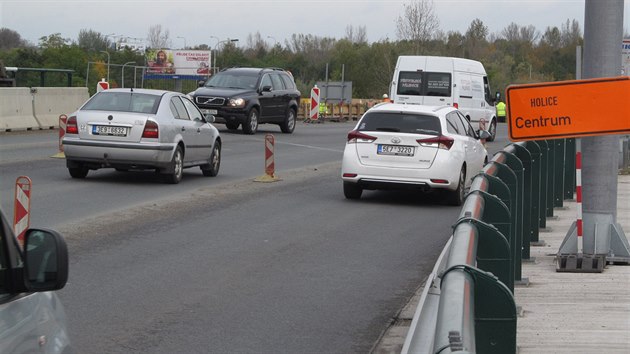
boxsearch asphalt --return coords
[372,173,630,353]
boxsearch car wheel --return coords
[226,121,239,130]
[486,119,497,142]
[165,146,184,184]
[68,166,88,179]
[242,108,259,135]
[447,167,466,206]
[343,182,363,199]
[280,108,296,134]
[201,141,221,177]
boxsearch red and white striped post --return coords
[310,85,320,122]
[265,134,275,177]
[51,114,67,158]
[13,176,32,247]
[254,134,281,182]
[575,139,583,253]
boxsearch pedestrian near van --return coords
[496,100,506,123]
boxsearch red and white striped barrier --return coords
[13,176,32,247]
[254,134,281,183]
[265,134,275,177]
[51,114,67,158]
[310,85,320,121]
[575,140,583,253]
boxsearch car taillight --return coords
[142,120,159,139]
[417,135,454,150]
[66,116,78,134]
[453,102,459,109]
[347,130,376,143]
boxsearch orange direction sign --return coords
[506,76,630,141]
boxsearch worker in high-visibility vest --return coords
[319,102,328,117]
[496,101,506,122]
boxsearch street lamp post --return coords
[121,61,135,88]
[214,38,239,74]
[177,36,187,49]
[100,50,110,82]
[210,36,220,74]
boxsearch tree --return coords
[395,0,439,54]
[0,28,27,50]
[560,19,582,47]
[345,25,367,44]
[464,18,488,60]
[39,33,70,50]
[541,26,562,49]
[77,29,111,52]
[147,25,170,49]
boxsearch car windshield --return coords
[358,112,442,135]
[82,92,161,114]
[204,72,259,90]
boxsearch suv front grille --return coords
[196,96,225,106]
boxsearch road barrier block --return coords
[0,88,39,131]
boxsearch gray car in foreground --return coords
[62,88,222,184]
[0,209,71,353]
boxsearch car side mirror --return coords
[477,130,492,140]
[23,229,69,292]
[261,85,272,92]
[198,80,206,87]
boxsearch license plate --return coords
[201,109,218,115]
[92,125,128,136]
[377,144,415,156]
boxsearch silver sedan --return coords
[62,88,221,184]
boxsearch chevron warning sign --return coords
[310,85,320,121]
[13,176,32,246]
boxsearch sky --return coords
[1,0,629,49]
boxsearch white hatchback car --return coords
[341,103,490,205]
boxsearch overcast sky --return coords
[1,0,629,49]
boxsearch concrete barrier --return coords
[33,87,89,128]
[0,87,89,131]
[0,88,39,131]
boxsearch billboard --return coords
[145,49,211,76]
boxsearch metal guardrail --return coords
[402,139,577,354]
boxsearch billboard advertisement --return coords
[146,49,211,76]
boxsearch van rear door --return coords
[394,71,452,106]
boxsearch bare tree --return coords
[0,27,28,50]
[395,0,439,54]
[147,24,170,49]
[345,25,367,44]
[560,19,582,46]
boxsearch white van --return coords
[389,56,498,141]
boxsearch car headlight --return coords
[228,98,246,108]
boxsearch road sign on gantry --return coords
[506,76,630,142]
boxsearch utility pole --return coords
[558,0,630,271]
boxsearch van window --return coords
[397,71,451,97]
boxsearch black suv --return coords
[190,67,301,134]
